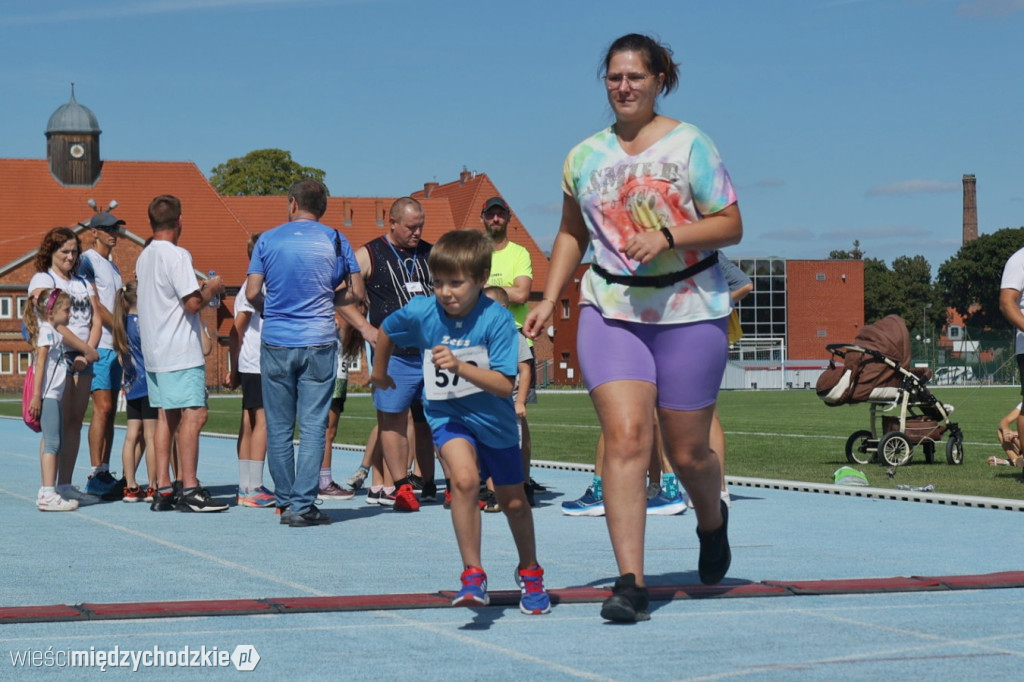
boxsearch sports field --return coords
[3,383,1021,499]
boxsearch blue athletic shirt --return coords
[248,220,359,347]
[381,293,519,448]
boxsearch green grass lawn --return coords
[4,385,1022,500]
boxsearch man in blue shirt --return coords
[246,180,364,527]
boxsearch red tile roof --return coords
[0,159,252,287]
[412,171,550,287]
[1,160,549,295]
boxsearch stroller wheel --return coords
[879,432,912,467]
[946,433,964,465]
[845,430,875,465]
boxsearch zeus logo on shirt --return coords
[439,335,472,348]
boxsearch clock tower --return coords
[46,85,102,186]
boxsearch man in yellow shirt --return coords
[481,197,541,503]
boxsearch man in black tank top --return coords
[341,197,438,511]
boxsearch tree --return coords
[208,148,326,196]
[937,227,1024,330]
[828,240,863,260]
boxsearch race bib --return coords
[423,345,489,400]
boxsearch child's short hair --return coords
[428,229,493,281]
[484,285,509,307]
[246,232,262,259]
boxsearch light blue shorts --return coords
[147,367,207,410]
[90,348,123,392]
[372,354,425,414]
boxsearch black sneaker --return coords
[284,506,332,527]
[171,480,184,506]
[100,476,128,501]
[697,499,731,585]
[480,489,500,513]
[420,480,438,503]
[526,477,547,493]
[600,573,650,622]
[176,487,229,513]
[150,489,176,512]
[407,473,425,491]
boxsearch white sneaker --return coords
[37,490,78,512]
[56,484,99,504]
[720,489,732,508]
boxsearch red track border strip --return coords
[3,572,1023,625]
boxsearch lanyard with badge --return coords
[385,238,424,296]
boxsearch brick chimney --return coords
[423,181,439,198]
[962,174,977,244]
[459,169,472,184]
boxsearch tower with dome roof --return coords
[45,84,102,186]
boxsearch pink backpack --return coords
[22,365,41,432]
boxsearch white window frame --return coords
[18,352,32,373]
[0,296,11,319]
[0,352,13,374]
[16,296,28,318]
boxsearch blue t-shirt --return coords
[248,220,359,347]
[381,294,519,448]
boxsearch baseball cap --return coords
[88,212,126,230]
[482,196,509,213]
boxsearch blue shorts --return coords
[433,421,523,486]
[90,348,123,392]
[576,305,728,411]
[147,367,207,410]
[64,350,94,377]
[372,354,425,414]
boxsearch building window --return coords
[0,297,11,319]
[16,296,28,318]
[817,330,827,337]
[947,325,963,340]
[0,352,12,374]
[816,273,826,281]
[560,300,570,320]
[18,352,32,373]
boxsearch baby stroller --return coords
[816,314,964,467]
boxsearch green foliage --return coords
[1,388,1021,499]
[208,148,326,196]
[937,227,1024,329]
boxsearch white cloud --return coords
[760,226,817,241]
[821,224,931,239]
[865,179,960,196]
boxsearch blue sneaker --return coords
[85,470,118,496]
[561,487,605,517]
[646,488,687,516]
[515,565,551,615]
[452,566,489,607]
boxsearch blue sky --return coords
[1,0,1022,272]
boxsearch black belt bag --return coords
[590,251,719,288]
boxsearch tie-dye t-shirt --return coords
[562,121,737,324]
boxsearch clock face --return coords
[69,143,85,159]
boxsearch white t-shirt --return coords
[1000,246,1024,355]
[36,321,68,401]
[135,240,204,373]
[79,249,123,350]
[233,278,263,374]
[28,270,95,343]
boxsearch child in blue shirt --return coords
[370,229,550,615]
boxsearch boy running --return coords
[370,229,550,615]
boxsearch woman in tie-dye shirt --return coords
[524,33,743,623]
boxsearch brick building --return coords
[0,93,551,391]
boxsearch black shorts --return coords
[126,395,158,421]
[240,373,264,411]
